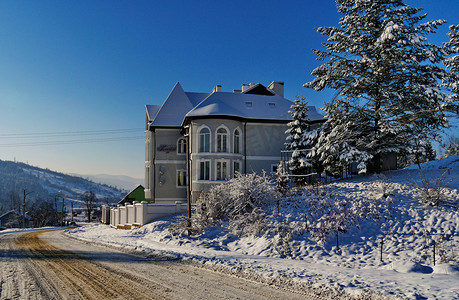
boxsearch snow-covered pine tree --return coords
[314,98,372,176]
[285,96,311,185]
[444,25,459,113]
[305,0,454,173]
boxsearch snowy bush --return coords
[302,183,388,248]
[415,170,453,206]
[275,163,290,195]
[172,172,280,236]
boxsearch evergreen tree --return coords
[285,96,311,184]
[424,141,436,162]
[444,25,459,104]
[314,99,372,176]
[305,0,456,173]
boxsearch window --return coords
[177,138,186,154]
[199,128,210,152]
[233,129,240,153]
[268,102,275,108]
[216,161,228,181]
[177,170,186,187]
[145,138,150,161]
[217,128,228,152]
[271,164,278,174]
[199,161,210,180]
[145,167,150,189]
[245,101,253,107]
[233,161,240,176]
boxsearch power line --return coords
[0,136,144,147]
[0,128,144,139]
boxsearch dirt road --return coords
[0,229,315,299]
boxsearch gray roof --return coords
[149,82,205,127]
[146,105,161,122]
[185,92,323,123]
[147,83,324,128]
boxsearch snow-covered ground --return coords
[67,156,459,300]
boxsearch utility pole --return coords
[22,189,33,228]
[54,196,58,225]
[62,197,65,226]
[23,190,26,229]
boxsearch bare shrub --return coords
[303,182,388,247]
[415,170,453,207]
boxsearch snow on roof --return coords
[185,92,211,106]
[149,82,207,127]
[147,83,324,128]
[0,210,32,220]
[186,92,324,123]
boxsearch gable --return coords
[243,83,275,96]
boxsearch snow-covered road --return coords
[0,229,315,299]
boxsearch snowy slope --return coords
[0,160,125,208]
[67,156,459,299]
[75,174,143,191]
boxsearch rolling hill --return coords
[0,160,126,213]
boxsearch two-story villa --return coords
[145,81,323,204]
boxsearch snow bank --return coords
[67,156,459,299]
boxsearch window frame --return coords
[216,125,229,153]
[176,169,187,188]
[233,160,241,177]
[233,128,241,154]
[198,127,211,153]
[177,137,186,155]
[216,159,230,181]
[199,160,211,181]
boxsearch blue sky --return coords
[0,0,458,179]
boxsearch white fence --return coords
[101,201,188,229]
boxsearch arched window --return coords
[199,128,210,152]
[177,138,186,154]
[233,129,240,153]
[217,128,228,152]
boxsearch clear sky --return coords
[0,0,458,179]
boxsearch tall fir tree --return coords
[305,0,456,173]
[444,24,459,109]
[285,96,311,184]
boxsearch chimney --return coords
[268,81,284,97]
[241,84,250,92]
[213,85,222,93]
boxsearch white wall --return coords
[109,201,188,227]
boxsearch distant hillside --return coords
[0,160,125,213]
[75,174,143,191]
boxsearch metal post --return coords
[380,237,384,263]
[185,126,192,235]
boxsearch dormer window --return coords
[268,102,275,108]
[245,101,253,107]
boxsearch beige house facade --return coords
[145,81,323,204]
